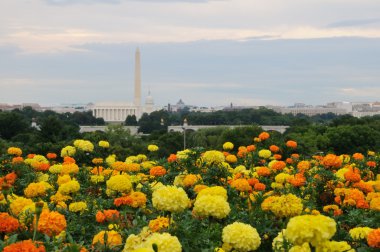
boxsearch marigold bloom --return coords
[222,142,234,150]
[92,230,122,247]
[264,194,303,218]
[60,146,76,157]
[147,144,159,152]
[322,154,342,168]
[269,145,280,153]
[36,210,67,236]
[96,210,120,223]
[7,147,22,156]
[222,222,261,251]
[258,132,270,141]
[98,140,110,148]
[367,161,377,167]
[69,201,88,213]
[106,174,132,194]
[344,168,361,183]
[286,140,297,148]
[46,153,57,159]
[246,145,256,152]
[3,240,45,252]
[152,186,190,213]
[203,150,225,164]
[10,196,34,216]
[257,167,271,177]
[0,212,19,233]
[254,183,266,191]
[230,179,251,192]
[367,228,380,248]
[258,149,271,159]
[183,174,200,187]
[12,156,24,164]
[271,161,286,171]
[273,154,282,160]
[285,214,336,246]
[349,227,373,240]
[352,152,364,161]
[167,154,177,163]
[193,195,230,219]
[150,166,167,176]
[149,216,170,232]
[73,139,94,152]
[288,173,306,187]
[225,154,237,163]
[297,161,310,171]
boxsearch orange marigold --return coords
[344,168,361,183]
[258,132,270,141]
[96,210,120,223]
[246,145,256,152]
[288,173,306,187]
[286,140,297,148]
[352,153,364,161]
[269,145,280,153]
[367,228,380,248]
[297,160,310,171]
[150,166,167,176]
[149,216,170,232]
[231,178,251,192]
[183,174,200,187]
[254,183,266,191]
[271,161,286,171]
[0,212,19,233]
[322,154,342,168]
[273,154,282,160]
[367,161,376,168]
[37,210,67,236]
[257,167,271,177]
[3,240,45,252]
[167,154,177,163]
[12,156,24,164]
[46,153,57,159]
[63,156,76,164]
[112,161,128,172]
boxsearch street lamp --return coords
[182,118,188,150]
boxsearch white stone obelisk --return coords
[134,48,142,107]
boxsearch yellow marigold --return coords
[225,154,237,163]
[91,175,105,184]
[92,158,103,165]
[106,154,116,166]
[349,227,373,240]
[147,144,159,152]
[233,165,247,174]
[370,197,380,211]
[285,215,336,247]
[61,163,79,175]
[57,174,71,185]
[259,149,272,159]
[202,150,225,164]
[7,147,22,156]
[289,243,310,252]
[129,191,147,208]
[58,180,80,195]
[49,164,63,174]
[106,175,132,194]
[69,201,88,213]
[60,146,76,157]
[222,222,261,252]
[93,230,122,247]
[223,142,234,150]
[98,140,110,148]
[267,194,303,218]
[197,186,227,200]
[50,192,72,204]
[24,182,52,198]
[149,216,170,232]
[230,178,251,192]
[10,196,34,216]
[297,161,310,171]
[112,161,129,172]
[140,161,155,170]
[194,184,208,193]
[144,233,181,252]
[316,240,354,252]
[183,174,200,187]
[73,139,94,152]
[152,185,190,213]
[193,195,230,219]
[322,205,339,213]
[275,173,292,184]
[176,149,192,160]
[37,210,67,237]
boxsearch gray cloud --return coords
[327,18,380,28]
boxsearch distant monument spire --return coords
[134,47,141,107]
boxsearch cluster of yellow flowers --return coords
[124,232,181,252]
[69,201,88,213]
[24,182,52,198]
[92,230,122,248]
[58,179,80,195]
[147,144,159,152]
[106,174,132,194]
[98,140,110,148]
[60,145,76,157]
[152,185,190,213]
[202,150,225,164]
[73,139,94,152]
[193,194,230,219]
[222,142,234,150]
[222,222,261,251]
[258,149,272,159]
[262,194,303,218]
[7,147,22,156]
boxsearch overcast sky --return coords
[0,0,379,107]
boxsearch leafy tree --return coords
[0,111,29,140]
[125,115,138,126]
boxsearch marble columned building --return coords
[91,48,156,122]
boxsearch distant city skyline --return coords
[0,0,379,106]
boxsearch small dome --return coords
[145,91,154,105]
